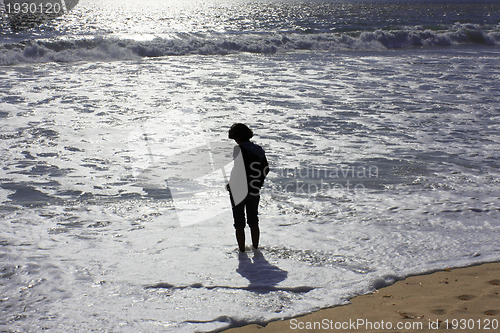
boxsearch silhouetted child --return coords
[227,123,269,252]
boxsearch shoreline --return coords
[223,262,500,332]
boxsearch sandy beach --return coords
[225,262,500,332]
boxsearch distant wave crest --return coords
[1,23,498,65]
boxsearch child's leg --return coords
[232,201,246,252]
[246,195,260,249]
[250,226,259,249]
[235,228,245,252]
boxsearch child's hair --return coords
[228,123,254,141]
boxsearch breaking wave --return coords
[1,23,499,65]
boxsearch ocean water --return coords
[1,0,499,331]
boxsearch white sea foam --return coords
[0,46,499,331]
[0,23,499,65]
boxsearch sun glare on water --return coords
[74,0,248,39]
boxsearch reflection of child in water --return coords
[227,123,269,252]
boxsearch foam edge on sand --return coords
[224,262,500,333]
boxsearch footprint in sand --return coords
[458,295,475,301]
[484,310,499,316]
[430,308,447,315]
[483,280,499,316]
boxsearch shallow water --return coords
[1,46,499,331]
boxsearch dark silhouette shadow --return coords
[236,250,288,293]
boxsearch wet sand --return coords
[225,262,500,332]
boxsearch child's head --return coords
[228,123,253,142]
